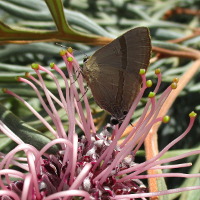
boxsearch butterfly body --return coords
[83,27,151,123]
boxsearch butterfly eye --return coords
[83,56,89,63]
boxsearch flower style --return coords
[0,48,200,200]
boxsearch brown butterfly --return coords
[83,27,151,124]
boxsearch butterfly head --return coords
[83,55,90,64]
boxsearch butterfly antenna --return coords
[55,43,67,48]
[55,43,88,57]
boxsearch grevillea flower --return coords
[0,48,200,200]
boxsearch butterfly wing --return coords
[83,27,151,120]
